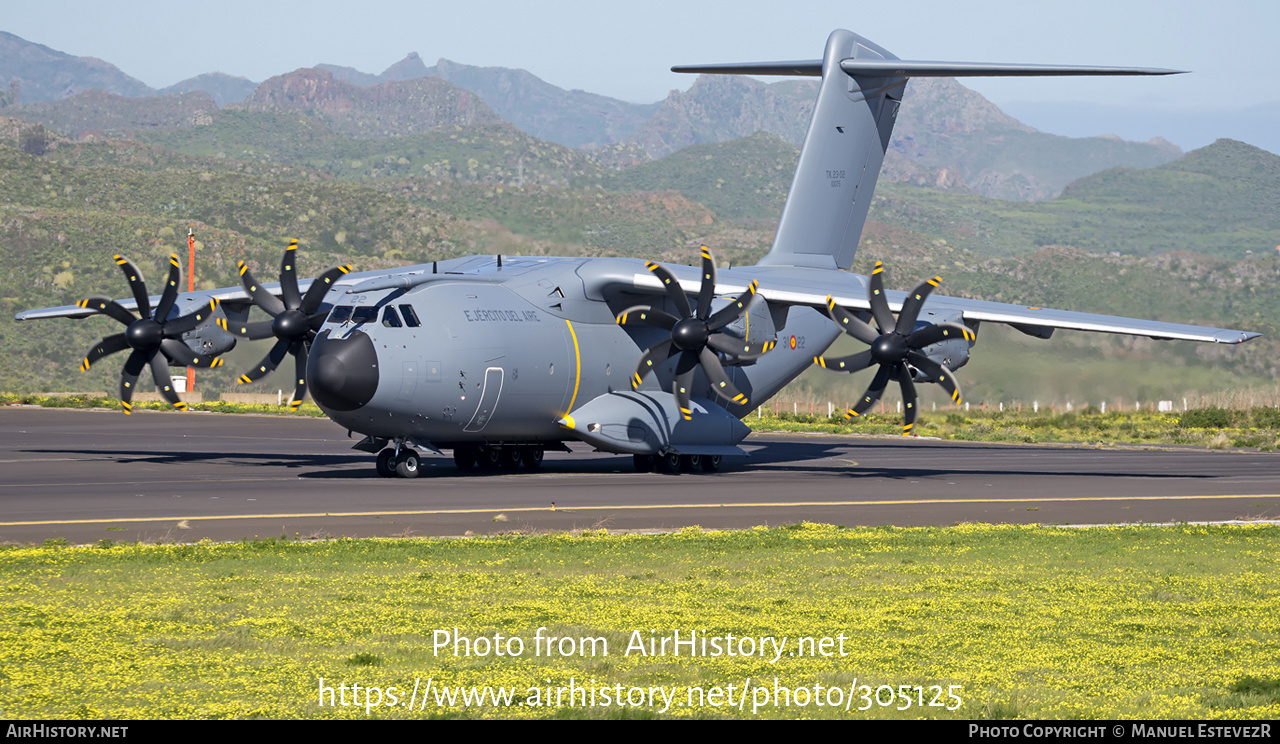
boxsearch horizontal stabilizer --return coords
[673,59,1183,78]
[672,60,823,76]
[838,60,1184,77]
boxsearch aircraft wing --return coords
[616,263,1260,345]
[13,272,380,322]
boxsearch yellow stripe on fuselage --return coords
[565,319,581,414]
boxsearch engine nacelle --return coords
[171,296,237,359]
[716,293,781,366]
[911,309,975,378]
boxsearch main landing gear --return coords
[633,453,721,474]
[451,444,544,472]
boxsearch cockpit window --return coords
[352,306,379,324]
[327,306,352,323]
[399,304,421,328]
[382,306,403,327]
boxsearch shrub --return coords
[1180,407,1234,429]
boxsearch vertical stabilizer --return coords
[759,30,903,271]
[670,31,1182,272]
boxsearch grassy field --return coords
[1,524,1277,719]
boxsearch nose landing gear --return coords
[375,445,422,478]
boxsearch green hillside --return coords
[139,113,607,186]
[591,131,797,222]
[0,121,1274,404]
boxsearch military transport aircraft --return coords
[16,30,1260,478]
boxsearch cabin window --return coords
[382,306,403,327]
[351,306,379,324]
[399,304,421,327]
[327,306,352,323]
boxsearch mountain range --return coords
[2,30,1192,201]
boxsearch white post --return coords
[1101,401,1106,413]
[1034,401,1038,413]
[828,402,833,417]
[277,390,282,406]
[1066,402,1072,412]
[999,402,1004,412]
[965,402,970,412]
[897,401,901,413]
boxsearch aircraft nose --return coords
[308,329,379,411]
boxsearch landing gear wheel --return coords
[700,454,722,472]
[453,445,477,471]
[679,454,702,473]
[655,451,682,474]
[521,447,544,470]
[395,449,420,478]
[477,446,502,471]
[500,447,523,470]
[375,449,397,478]
[633,454,655,473]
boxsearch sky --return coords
[6,0,1279,148]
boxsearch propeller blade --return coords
[896,275,942,335]
[119,348,148,414]
[153,254,183,322]
[236,261,286,317]
[813,349,875,374]
[113,255,151,319]
[673,362,696,421]
[906,322,975,349]
[160,338,199,367]
[706,332,776,361]
[148,349,187,411]
[644,261,692,319]
[75,296,136,327]
[288,342,308,411]
[824,296,879,345]
[220,318,276,341]
[161,298,219,337]
[699,346,749,405]
[616,305,679,331]
[906,352,963,404]
[847,364,893,419]
[631,339,676,389]
[867,261,894,333]
[696,246,716,320]
[81,334,129,371]
[896,364,918,435]
[706,280,759,331]
[279,239,302,310]
[299,264,352,316]
[237,338,291,384]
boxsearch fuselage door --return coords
[463,366,504,432]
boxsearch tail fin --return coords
[673,30,1181,272]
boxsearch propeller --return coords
[814,261,974,435]
[77,254,223,414]
[217,239,351,411]
[616,246,776,420]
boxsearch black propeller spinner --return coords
[616,246,776,420]
[814,261,974,435]
[78,254,223,414]
[218,239,351,411]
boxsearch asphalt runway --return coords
[1,406,1277,544]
